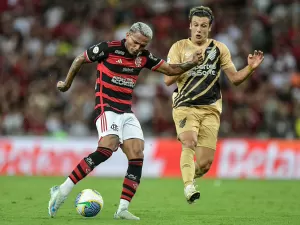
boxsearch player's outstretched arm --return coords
[224,50,264,86]
[156,50,203,77]
[164,74,180,86]
[57,52,90,92]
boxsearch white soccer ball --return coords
[75,189,104,217]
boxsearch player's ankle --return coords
[60,178,75,196]
[184,181,194,188]
[117,199,129,213]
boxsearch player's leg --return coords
[194,147,215,178]
[114,113,144,220]
[194,109,220,179]
[173,107,200,203]
[60,135,119,193]
[48,112,120,217]
[178,131,197,187]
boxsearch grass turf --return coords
[0,176,299,225]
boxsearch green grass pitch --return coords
[0,176,299,225]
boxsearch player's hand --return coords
[57,81,70,92]
[247,50,264,70]
[191,50,204,65]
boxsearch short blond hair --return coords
[129,22,153,39]
[189,6,214,25]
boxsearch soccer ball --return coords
[75,189,104,217]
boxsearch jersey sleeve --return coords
[144,51,165,71]
[167,42,181,64]
[84,42,109,63]
[219,42,236,70]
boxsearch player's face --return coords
[125,32,150,55]
[190,16,211,44]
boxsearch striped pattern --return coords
[69,159,91,184]
[120,158,143,202]
[121,178,138,202]
[173,41,222,108]
[85,39,163,120]
[95,113,108,133]
[69,147,112,184]
[97,147,113,158]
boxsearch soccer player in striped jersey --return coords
[164,6,264,204]
[48,22,203,220]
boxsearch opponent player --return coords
[164,6,264,203]
[48,22,203,220]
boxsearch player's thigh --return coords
[173,107,199,148]
[197,108,220,150]
[121,113,145,159]
[98,135,120,151]
[95,111,122,151]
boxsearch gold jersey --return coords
[167,38,235,113]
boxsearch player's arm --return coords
[156,59,199,76]
[57,42,108,92]
[56,52,87,92]
[145,50,202,81]
[156,50,203,77]
[161,43,203,86]
[220,43,264,86]
[163,43,182,86]
[223,65,252,86]
[164,73,180,86]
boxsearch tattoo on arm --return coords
[64,53,86,87]
[166,61,197,76]
[178,61,197,72]
[156,61,198,76]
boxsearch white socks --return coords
[60,177,75,196]
[117,199,129,213]
[59,178,130,213]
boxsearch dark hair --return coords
[189,6,214,25]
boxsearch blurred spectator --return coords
[0,0,299,138]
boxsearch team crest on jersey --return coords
[207,48,217,61]
[135,57,142,67]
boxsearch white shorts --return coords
[95,111,144,144]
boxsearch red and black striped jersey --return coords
[84,39,164,119]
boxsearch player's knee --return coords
[181,139,197,150]
[128,142,144,159]
[122,139,144,160]
[196,159,213,174]
[98,135,119,151]
[130,146,144,159]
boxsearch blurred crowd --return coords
[1,0,300,138]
